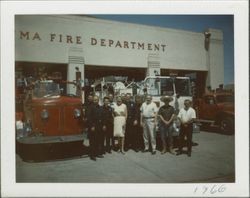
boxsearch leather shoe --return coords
[142,149,149,153]
[176,150,183,156]
[187,152,191,157]
[90,156,96,161]
[151,150,156,155]
[169,149,175,155]
[161,149,167,154]
[97,155,104,158]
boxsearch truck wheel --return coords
[220,117,234,134]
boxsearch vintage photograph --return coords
[15,14,235,183]
[1,1,249,197]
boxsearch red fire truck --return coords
[16,77,86,161]
[194,91,234,134]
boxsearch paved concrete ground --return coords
[16,131,235,183]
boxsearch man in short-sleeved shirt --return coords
[176,99,196,157]
[140,95,158,154]
[158,96,175,154]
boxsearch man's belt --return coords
[143,117,154,119]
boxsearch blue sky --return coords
[93,15,234,85]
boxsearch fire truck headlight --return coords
[74,109,81,118]
[41,109,49,119]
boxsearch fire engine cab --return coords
[16,76,85,161]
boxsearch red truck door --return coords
[199,95,218,120]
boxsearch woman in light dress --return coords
[113,96,127,154]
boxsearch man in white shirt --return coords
[140,95,158,154]
[176,99,196,157]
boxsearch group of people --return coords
[83,93,196,161]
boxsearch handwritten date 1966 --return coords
[194,185,226,195]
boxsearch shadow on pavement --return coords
[16,141,89,162]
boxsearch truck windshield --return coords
[33,81,60,98]
[144,77,174,96]
[216,95,234,103]
[175,78,191,96]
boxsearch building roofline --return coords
[44,14,217,37]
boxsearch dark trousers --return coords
[89,130,98,157]
[89,127,104,157]
[98,128,105,155]
[125,122,133,149]
[178,123,193,153]
[134,125,144,150]
[125,122,141,150]
[103,124,113,152]
[135,124,145,150]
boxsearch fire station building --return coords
[15,15,224,96]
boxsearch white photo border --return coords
[1,0,249,197]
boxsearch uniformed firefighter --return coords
[134,95,145,151]
[124,93,138,151]
[101,96,114,153]
[82,94,94,129]
[87,95,104,161]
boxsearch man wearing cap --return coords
[158,96,175,154]
[140,95,158,155]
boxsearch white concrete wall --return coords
[15,15,208,71]
[206,28,224,89]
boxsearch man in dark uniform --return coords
[82,93,94,125]
[82,93,94,142]
[124,93,138,152]
[134,95,144,151]
[108,93,115,109]
[101,96,114,153]
[108,94,116,150]
[87,95,104,161]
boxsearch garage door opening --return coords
[161,68,207,97]
[85,65,146,81]
[84,65,147,97]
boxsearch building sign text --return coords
[19,31,167,52]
